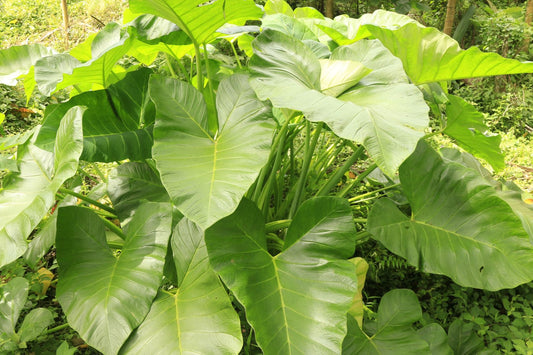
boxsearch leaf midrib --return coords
[272,259,291,354]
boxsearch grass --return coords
[498,131,533,192]
[0,0,126,52]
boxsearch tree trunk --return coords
[523,0,533,53]
[526,0,533,25]
[443,0,457,36]
[325,0,334,19]
[60,0,69,43]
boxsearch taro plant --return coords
[1,0,533,353]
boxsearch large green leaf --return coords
[120,218,242,354]
[129,0,263,44]
[34,23,132,95]
[368,141,533,290]
[107,162,170,223]
[36,68,154,162]
[124,13,194,65]
[330,39,408,85]
[356,10,533,84]
[206,197,357,354]
[443,94,504,171]
[262,13,319,41]
[0,277,28,337]
[0,107,84,268]
[342,289,430,354]
[249,29,428,175]
[0,44,55,86]
[151,74,274,229]
[56,202,172,355]
[264,0,294,16]
[440,148,533,243]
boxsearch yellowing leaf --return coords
[348,257,369,327]
[37,267,54,296]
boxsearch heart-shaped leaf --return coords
[357,10,533,84]
[206,197,357,354]
[342,289,430,354]
[151,74,274,229]
[120,218,242,354]
[56,202,172,355]
[368,141,533,290]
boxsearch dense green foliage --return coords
[1,0,533,354]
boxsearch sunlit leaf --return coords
[129,0,263,44]
[0,44,55,86]
[265,0,294,16]
[151,74,274,229]
[34,23,132,95]
[250,29,428,176]
[357,10,533,84]
[0,107,84,268]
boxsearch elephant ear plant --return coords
[1,0,533,353]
